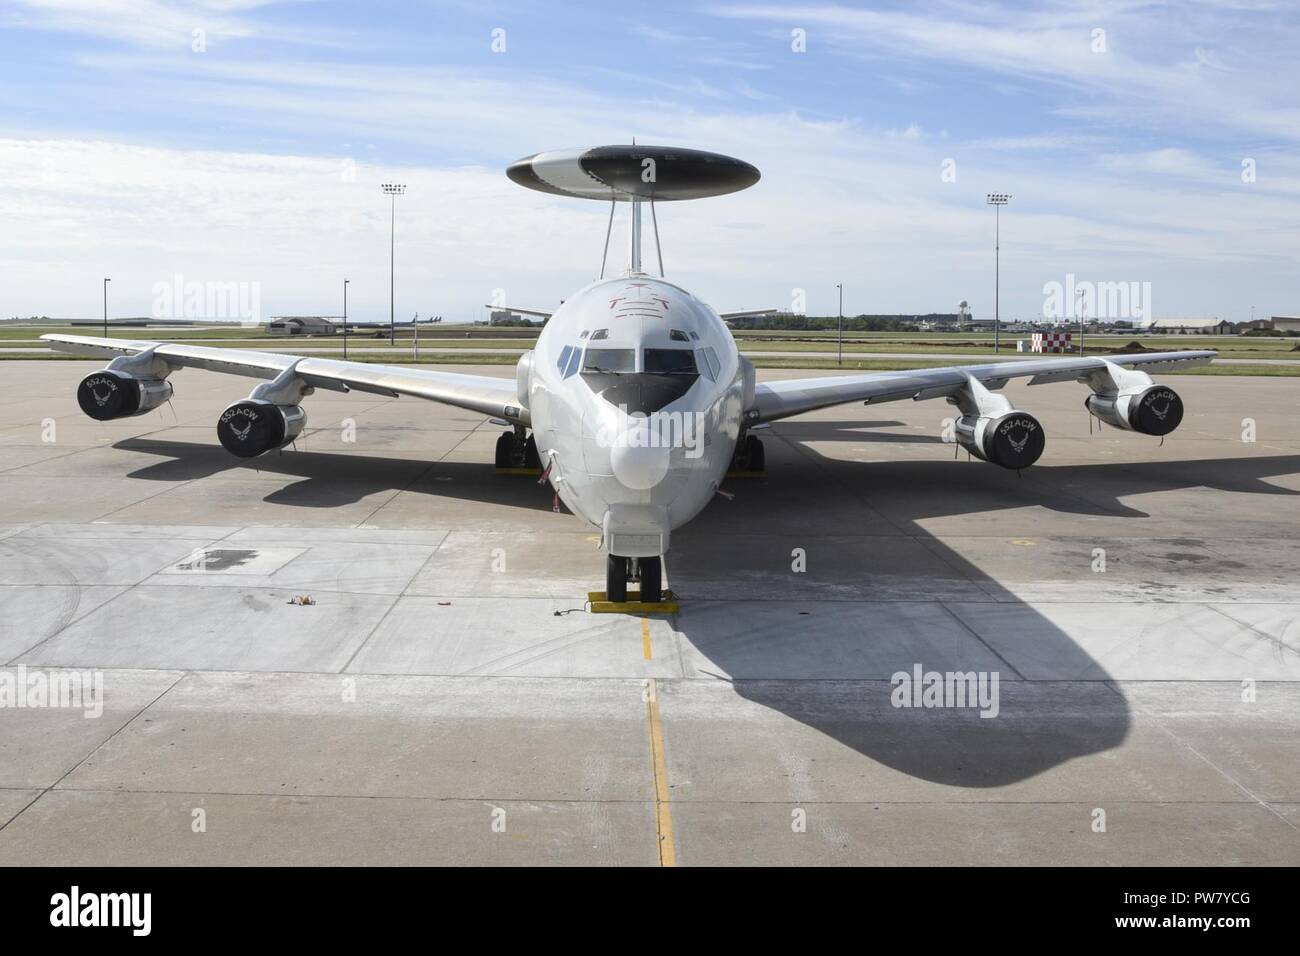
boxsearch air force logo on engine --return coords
[221,405,258,441]
[86,376,116,406]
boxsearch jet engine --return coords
[955,410,1045,469]
[217,399,305,458]
[77,369,173,421]
[947,374,1045,470]
[1085,384,1183,436]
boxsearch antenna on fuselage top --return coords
[505,144,760,280]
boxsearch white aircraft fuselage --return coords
[524,273,749,558]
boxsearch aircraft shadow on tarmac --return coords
[113,431,1300,787]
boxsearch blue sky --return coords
[2,0,1298,322]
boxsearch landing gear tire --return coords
[639,556,662,603]
[732,433,765,473]
[495,429,541,470]
[523,434,541,470]
[494,432,513,469]
[607,554,629,604]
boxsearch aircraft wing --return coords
[748,350,1216,424]
[41,334,528,424]
[482,304,553,319]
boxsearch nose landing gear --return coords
[606,554,663,604]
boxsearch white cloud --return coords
[5,126,1300,324]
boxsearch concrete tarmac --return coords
[0,361,1297,865]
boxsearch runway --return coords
[0,361,1297,865]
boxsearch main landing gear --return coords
[728,433,765,476]
[606,554,662,604]
[494,427,541,472]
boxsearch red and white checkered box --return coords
[1031,331,1073,353]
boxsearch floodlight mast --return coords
[381,183,406,346]
[986,193,1011,354]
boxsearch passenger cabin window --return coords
[583,348,635,373]
[644,348,698,376]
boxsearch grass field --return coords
[4,323,1298,375]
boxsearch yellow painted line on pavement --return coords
[641,617,653,660]
[644,678,676,867]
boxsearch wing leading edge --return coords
[747,350,1216,424]
[41,334,528,424]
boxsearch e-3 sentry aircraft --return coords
[44,145,1214,603]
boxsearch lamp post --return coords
[1076,288,1086,354]
[836,282,843,366]
[343,279,350,360]
[102,277,111,338]
[381,183,406,346]
[986,193,1010,353]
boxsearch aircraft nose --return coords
[609,421,671,490]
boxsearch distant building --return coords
[267,316,337,335]
[1140,318,1233,335]
[1272,316,1300,333]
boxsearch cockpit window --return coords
[644,348,698,375]
[669,329,690,342]
[590,329,609,341]
[583,348,635,373]
[702,346,721,380]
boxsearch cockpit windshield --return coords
[582,348,636,373]
[643,348,698,375]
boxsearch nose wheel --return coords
[606,554,662,604]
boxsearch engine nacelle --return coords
[217,399,305,458]
[77,370,173,421]
[955,411,1045,470]
[1085,385,1183,436]
[515,349,534,410]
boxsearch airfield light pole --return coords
[836,283,843,366]
[1077,288,1086,354]
[102,278,111,338]
[987,194,1010,353]
[343,279,350,360]
[381,183,406,346]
